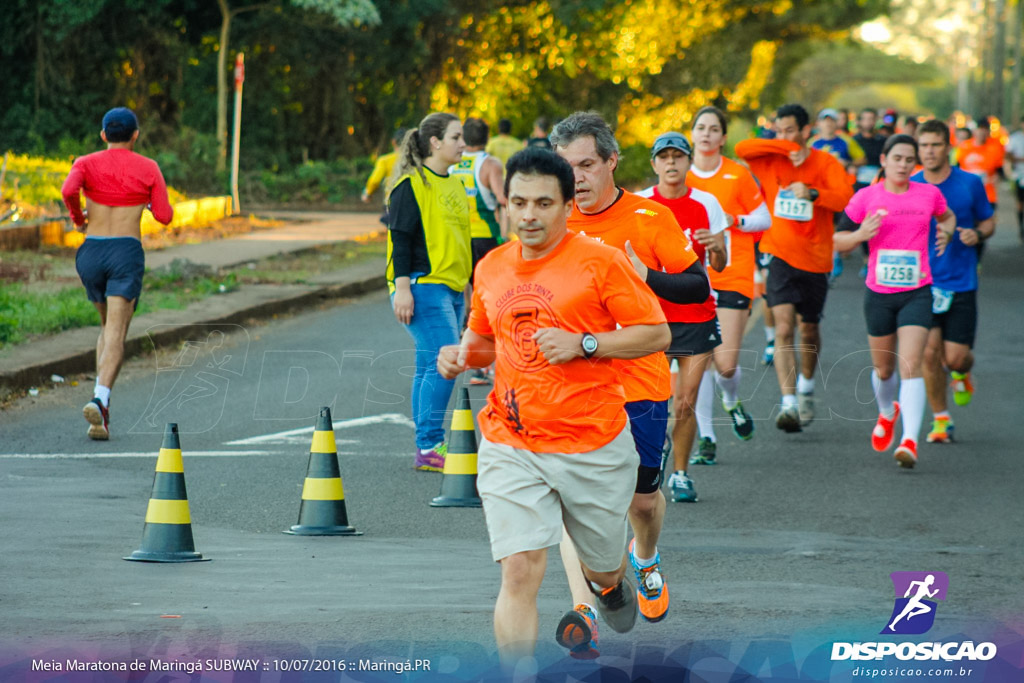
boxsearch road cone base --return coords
[283,525,363,536]
[430,495,482,508]
[124,549,209,562]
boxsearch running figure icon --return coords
[888,574,939,631]
[882,571,949,635]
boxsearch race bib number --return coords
[875,249,921,288]
[774,190,813,222]
[931,287,954,314]
[857,165,880,184]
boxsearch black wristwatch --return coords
[581,332,599,359]
[808,188,820,202]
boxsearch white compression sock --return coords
[765,327,776,343]
[715,368,742,409]
[899,377,926,444]
[696,370,716,441]
[871,370,898,419]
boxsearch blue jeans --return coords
[395,282,465,450]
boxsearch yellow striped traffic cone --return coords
[124,424,209,562]
[431,388,482,508]
[283,407,362,536]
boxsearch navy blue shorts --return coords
[75,237,145,304]
[625,399,669,494]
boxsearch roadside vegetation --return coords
[0,237,385,350]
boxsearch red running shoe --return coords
[894,439,918,469]
[871,402,900,452]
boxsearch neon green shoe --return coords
[951,372,973,407]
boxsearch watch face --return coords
[582,335,598,353]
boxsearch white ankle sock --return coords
[94,384,111,408]
[899,377,926,444]
[765,327,776,343]
[797,374,815,395]
[872,370,898,419]
[782,394,798,408]
[696,370,716,440]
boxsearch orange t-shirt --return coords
[568,189,698,402]
[735,139,854,273]
[686,157,766,298]
[956,138,1005,204]
[468,232,668,453]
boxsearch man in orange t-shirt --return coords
[553,111,710,638]
[956,118,1005,207]
[438,147,670,667]
[735,103,853,434]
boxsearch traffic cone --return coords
[283,406,362,536]
[431,388,482,508]
[124,424,209,562]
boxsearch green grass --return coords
[0,273,239,348]
[0,239,386,349]
[0,285,99,346]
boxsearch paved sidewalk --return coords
[147,211,383,270]
[0,212,385,399]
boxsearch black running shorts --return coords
[932,288,977,347]
[765,256,828,324]
[864,285,933,337]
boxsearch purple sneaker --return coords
[414,442,447,472]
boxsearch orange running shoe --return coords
[871,402,900,452]
[894,439,918,468]
[555,604,599,659]
[628,538,669,622]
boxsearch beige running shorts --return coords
[476,425,638,572]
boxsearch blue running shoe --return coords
[629,539,669,622]
[667,470,698,502]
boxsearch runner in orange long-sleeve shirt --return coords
[735,103,853,433]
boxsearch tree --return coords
[214,0,380,172]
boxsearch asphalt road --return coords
[1,224,1023,680]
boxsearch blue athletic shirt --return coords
[811,136,852,163]
[910,167,993,292]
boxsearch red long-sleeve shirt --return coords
[735,139,852,273]
[61,148,174,227]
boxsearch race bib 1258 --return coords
[875,249,921,289]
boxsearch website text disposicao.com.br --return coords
[852,665,977,678]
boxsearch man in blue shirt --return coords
[912,119,995,444]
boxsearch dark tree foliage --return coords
[0,0,890,194]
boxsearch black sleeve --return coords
[387,178,421,279]
[645,260,711,304]
[836,211,859,232]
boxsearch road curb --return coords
[0,273,386,402]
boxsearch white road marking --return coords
[0,450,281,459]
[224,413,414,446]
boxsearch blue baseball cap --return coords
[102,107,139,138]
[651,132,692,158]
